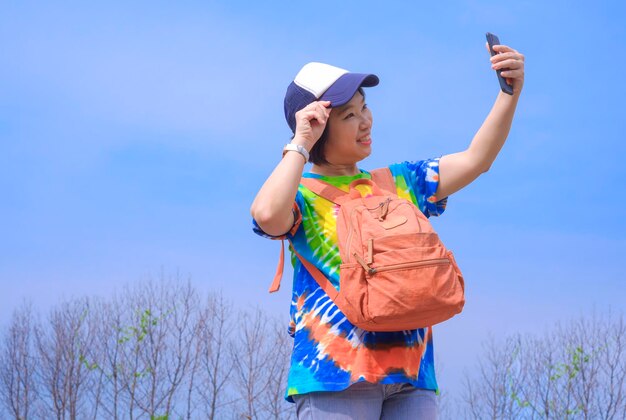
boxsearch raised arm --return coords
[436,43,525,199]
[251,100,331,236]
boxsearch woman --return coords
[251,42,525,419]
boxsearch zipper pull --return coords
[378,197,391,221]
[353,252,376,275]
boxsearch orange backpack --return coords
[269,168,465,332]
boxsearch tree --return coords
[231,308,280,420]
[34,298,97,419]
[196,292,235,420]
[0,303,38,419]
[5,276,622,420]
[0,276,300,420]
[257,321,294,420]
[460,312,626,420]
[462,334,525,420]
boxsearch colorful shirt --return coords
[252,158,448,402]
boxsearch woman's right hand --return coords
[292,100,332,150]
[251,100,331,236]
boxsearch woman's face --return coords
[324,90,373,165]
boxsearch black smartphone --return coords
[486,32,514,95]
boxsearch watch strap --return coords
[282,143,309,163]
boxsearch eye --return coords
[343,104,368,120]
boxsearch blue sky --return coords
[1,0,625,398]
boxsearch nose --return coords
[359,114,372,129]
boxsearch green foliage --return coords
[549,346,590,382]
[510,345,594,417]
[80,308,168,382]
[118,309,162,345]
[78,354,99,371]
[510,389,530,408]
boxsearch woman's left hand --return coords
[486,43,525,95]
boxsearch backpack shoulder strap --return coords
[269,177,348,294]
[300,178,348,204]
[268,238,338,301]
[290,241,339,300]
[370,167,397,195]
[268,238,287,293]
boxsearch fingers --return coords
[485,42,525,92]
[296,101,331,126]
[492,44,516,54]
[490,51,524,63]
[500,69,523,79]
[491,58,524,71]
[300,111,326,126]
[307,100,331,116]
[489,46,525,65]
[317,101,332,118]
[490,51,517,61]
[310,101,331,124]
[489,45,524,80]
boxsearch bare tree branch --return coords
[0,303,38,419]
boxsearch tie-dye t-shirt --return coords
[252,158,448,402]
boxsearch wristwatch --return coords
[282,143,309,163]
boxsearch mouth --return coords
[357,133,372,146]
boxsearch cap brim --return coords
[319,73,379,107]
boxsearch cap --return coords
[284,62,379,133]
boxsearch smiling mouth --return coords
[357,134,372,145]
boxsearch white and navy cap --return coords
[284,62,379,133]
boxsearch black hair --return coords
[293,87,366,165]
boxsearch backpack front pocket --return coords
[337,262,372,324]
[363,253,463,329]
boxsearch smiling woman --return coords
[250,52,524,419]
[318,89,373,170]
[304,86,369,166]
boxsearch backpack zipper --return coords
[353,253,449,276]
[371,258,450,274]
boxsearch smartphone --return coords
[486,32,514,95]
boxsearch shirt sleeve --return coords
[252,202,302,240]
[389,157,448,218]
